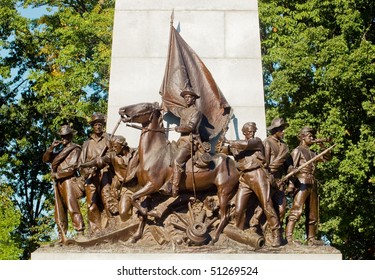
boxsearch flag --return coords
[159,21,232,142]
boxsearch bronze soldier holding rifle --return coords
[286,126,332,246]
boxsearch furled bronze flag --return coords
[159,18,232,141]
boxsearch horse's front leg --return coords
[212,189,231,244]
[131,181,156,216]
[129,214,146,243]
[128,181,157,243]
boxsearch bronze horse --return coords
[119,102,239,243]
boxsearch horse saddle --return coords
[169,140,213,172]
[185,152,213,173]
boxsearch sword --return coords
[126,123,175,132]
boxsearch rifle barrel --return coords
[280,144,336,182]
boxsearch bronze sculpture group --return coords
[42,13,335,249]
[43,91,334,249]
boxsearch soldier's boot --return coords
[171,164,183,198]
[307,238,324,246]
[88,203,102,236]
[248,206,262,233]
[285,219,301,246]
[307,224,324,246]
[271,227,282,247]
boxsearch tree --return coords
[0,184,22,259]
[259,0,375,259]
[0,0,114,259]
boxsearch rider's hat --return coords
[180,90,200,99]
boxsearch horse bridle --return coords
[122,104,170,133]
[120,104,158,123]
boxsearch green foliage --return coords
[0,0,114,259]
[259,0,375,259]
[0,185,22,259]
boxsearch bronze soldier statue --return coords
[79,113,113,234]
[79,135,138,222]
[285,126,332,246]
[263,118,291,236]
[223,122,282,247]
[167,90,202,197]
[43,125,85,243]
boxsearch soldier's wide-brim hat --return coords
[89,112,106,125]
[267,118,289,131]
[180,90,200,99]
[58,125,76,136]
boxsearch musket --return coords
[49,165,68,243]
[280,143,336,183]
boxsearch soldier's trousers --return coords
[235,168,280,232]
[56,179,85,233]
[288,183,319,238]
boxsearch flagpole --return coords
[170,8,174,26]
[161,9,175,139]
[161,9,174,112]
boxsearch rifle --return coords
[102,116,122,156]
[280,144,336,183]
[49,167,68,243]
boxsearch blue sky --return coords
[17,4,55,19]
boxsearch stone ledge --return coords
[32,243,342,260]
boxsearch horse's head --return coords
[119,102,161,124]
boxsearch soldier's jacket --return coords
[263,135,289,177]
[80,132,110,162]
[290,145,329,185]
[171,104,202,136]
[43,143,81,180]
[79,132,111,176]
[229,137,266,172]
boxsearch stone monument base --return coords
[32,242,341,260]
